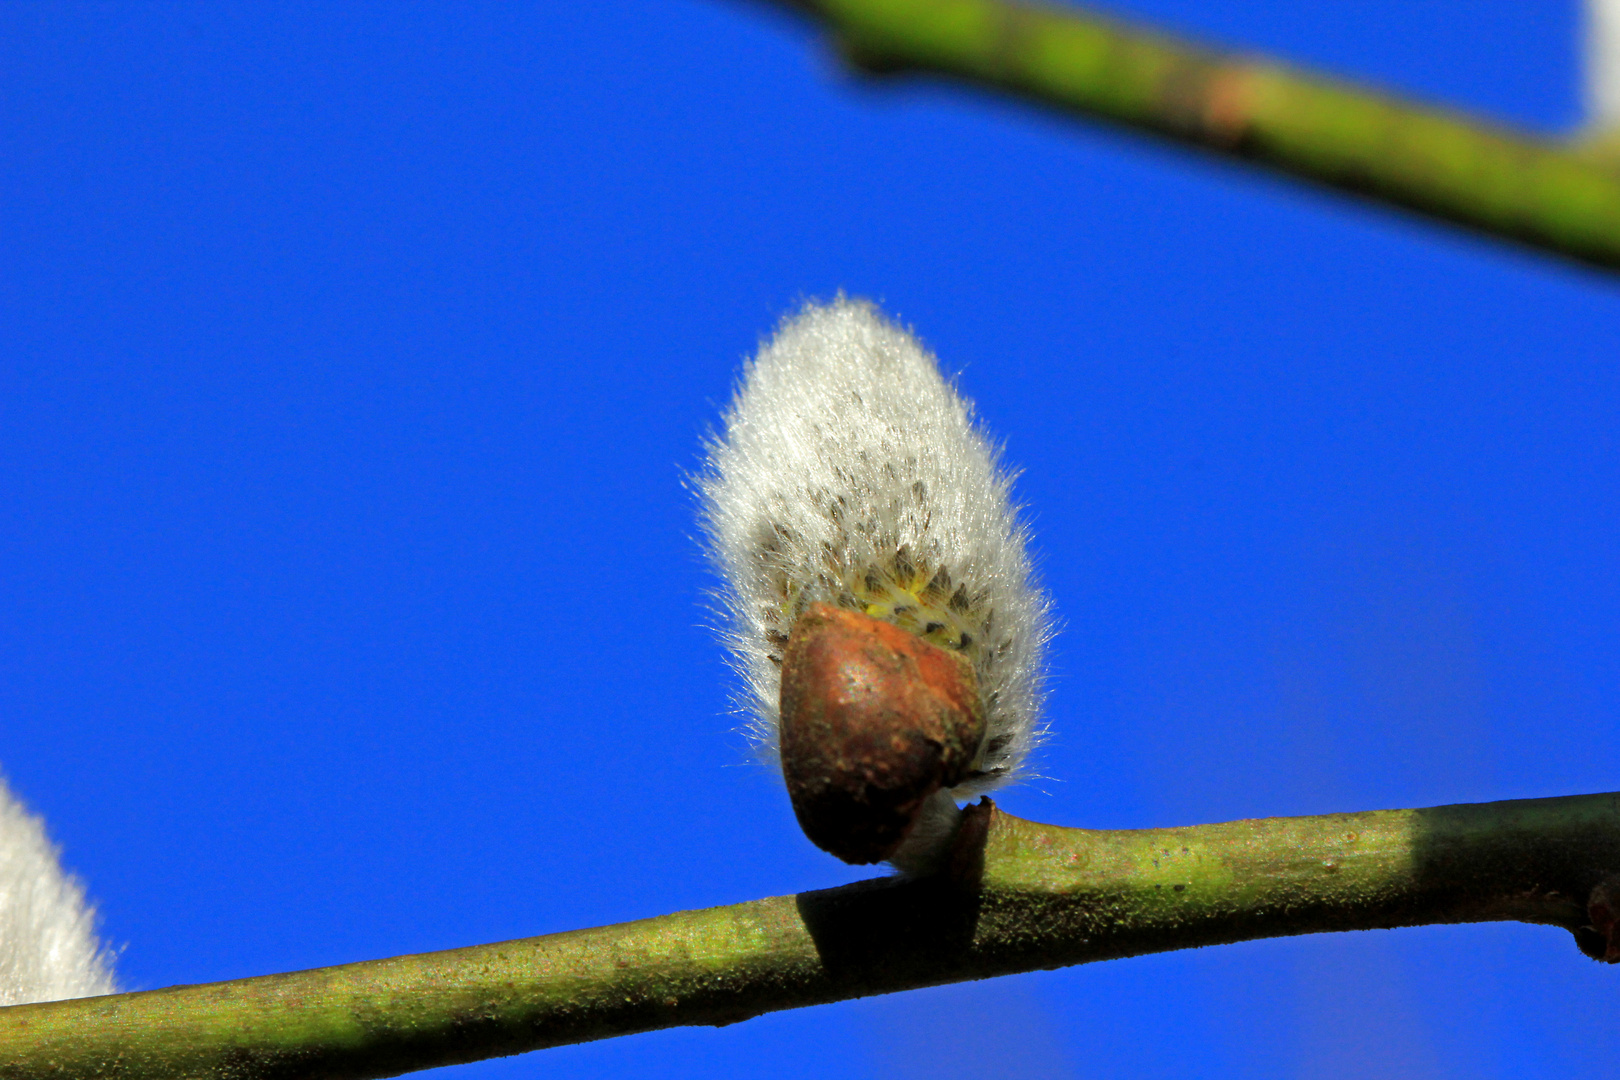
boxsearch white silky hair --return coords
[700,297,1050,799]
[1591,0,1620,129]
[0,773,116,1005]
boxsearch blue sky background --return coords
[3,2,1617,1077]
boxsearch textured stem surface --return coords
[1,792,1616,1079]
[760,0,1620,272]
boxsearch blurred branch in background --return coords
[754,0,1620,274]
[2,792,1617,1080]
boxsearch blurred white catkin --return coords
[1589,0,1620,129]
[700,297,1051,808]
[0,773,116,1005]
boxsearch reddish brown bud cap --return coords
[778,602,986,864]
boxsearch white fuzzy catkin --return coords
[0,773,116,1005]
[701,297,1050,801]
[1591,0,1620,129]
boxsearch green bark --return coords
[762,0,1620,272]
[1,792,1615,1079]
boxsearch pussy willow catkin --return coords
[700,298,1050,870]
[0,773,116,1005]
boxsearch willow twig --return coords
[1,791,1616,1079]
[752,0,1620,273]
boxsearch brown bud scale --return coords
[778,602,986,864]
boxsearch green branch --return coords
[2,792,1617,1079]
[755,0,1620,273]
